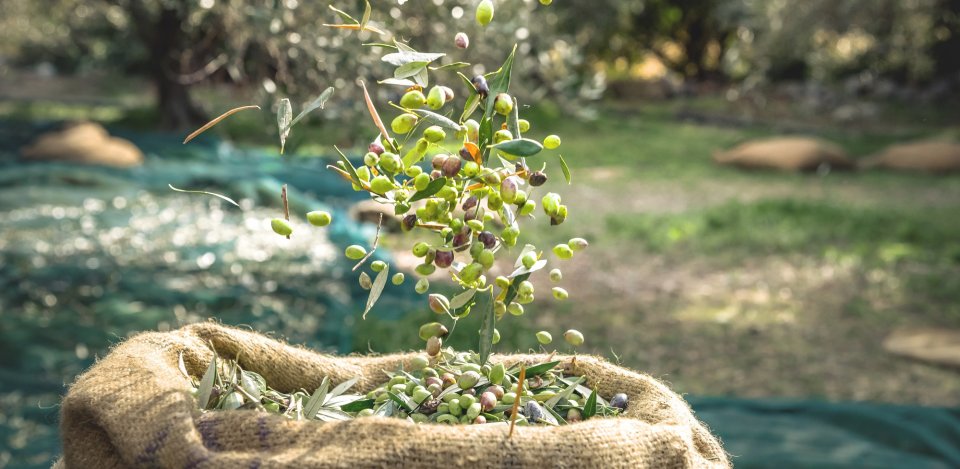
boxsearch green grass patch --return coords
[606,198,960,265]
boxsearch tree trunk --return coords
[154,74,207,130]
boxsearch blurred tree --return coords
[2,0,577,131]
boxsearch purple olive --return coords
[480,391,497,412]
[432,154,448,170]
[528,171,547,186]
[462,196,478,211]
[455,32,469,49]
[441,157,462,177]
[478,231,496,249]
[610,393,628,411]
[472,75,489,99]
[434,250,454,268]
[368,141,385,155]
[402,214,417,232]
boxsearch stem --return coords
[508,364,526,438]
[281,184,291,239]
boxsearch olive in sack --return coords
[610,393,629,412]
[458,371,480,389]
[426,336,442,356]
[524,401,544,423]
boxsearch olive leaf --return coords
[340,398,376,413]
[543,405,567,425]
[277,98,292,154]
[582,386,598,419]
[461,92,480,122]
[332,146,363,187]
[375,400,396,417]
[379,78,417,87]
[492,138,543,157]
[302,377,330,420]
[412,109,460,131]
[502,272,530,306]
[196,354,217,410]
[545,376,584,409]
[394,61,429,79]
[317,409,354,422]
[328,5,358,24]
[178,352,190,380]
[408,177,447,202]
[524,360,560,377]
[328,377,359,400]
[362,264,390,319]
[287,87,334,130]
[449,288,478,310]
[558,154,572,184]
[507,97,521,138]
[430,62,471,71]
[482,44,517,123]
[359,0,371,30]
[477,290,496,365]
[168,184,240,208]
[514,244,538,268]
[508,259,547,278]
[381,51,445,67]
[386,391,415,412]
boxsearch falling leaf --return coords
[287,87,334,130]
[558,154,572,184]
[477,290,496,365]
[168,184,240,208]
[277,98,292,154]
[362,264,390,319]
[183,105,260,144]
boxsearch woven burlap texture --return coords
[59,323,729,468]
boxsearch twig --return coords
[508,364,526,438]
[352,213,383,271]
[281,184,291,240]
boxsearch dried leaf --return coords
[183,105,260,144]
[168,184,240,208]
[359,81,391,146]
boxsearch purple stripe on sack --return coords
[197,417,223,451]
[249,460,261,469]
[134,428,168,466]
[257,415,271,450]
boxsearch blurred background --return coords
[2,0,960,467]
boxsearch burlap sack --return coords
[713,137,854,171]
[21,122,144,168]
[860,141,960,173]
[59,323,729,468]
